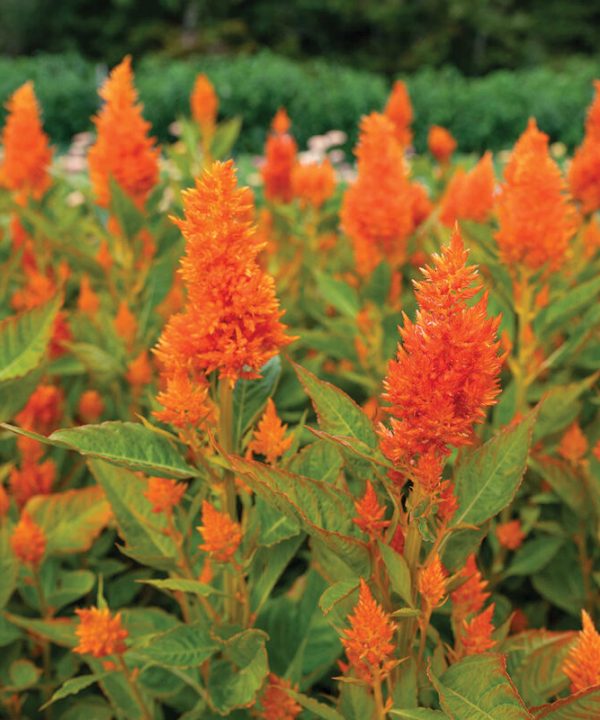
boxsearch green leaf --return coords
[535,459,587,515]
[109,176,145,239]
[41,673,108,709]
[293,362,377,447]
[207,629,268,714]
[319,580,359,625]
[289,690,345,720]
[26,486,112,554]
[48,421,199,478]
[0,367,43,423]
[533,686,600,719]
[0,295,61,381]
[289,439,343,484]
[4,613,77,647]
[390,711,450,719]
[133,622,220,667]
[430,653,531,719]
[139,578,218,596]
[233,355,281,447]
[315,271,360,318]
[378,541,413,607]
[46,569,96,611]
[0,523,17,610]
[535,275,600,336]
[9,659,41,690]
[451,410,537,528]
[505,535,563,578]
[89,459,177,570]
[232,456,370,576]
[532,543,584,616]
[442,526,488,573]
[211,116,242,159]
[255,496,302,546]
[0,615,21,647]
[250,535,305,615]
[534,375,598,441]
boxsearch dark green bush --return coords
[0,51,598,153]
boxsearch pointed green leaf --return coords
[315,271,360,318]
[390,711,450,719]
[41,673,108,710]
[289,690,345,720]
[0,523,17,610]
[534,375,598,441]
[139,578,218,596]
[505,535,563,578]
[233,355,281,446]
[533,686,600,719]
[378,541,413,607]
[133,622,220,667]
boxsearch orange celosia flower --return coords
[78,274,100,315]
[96,241,113,273]
[0,82,52,201]
[379,228,502,485]
[78,389,105,423]
[0,485,10,517]
[437,479,458,524]
[340,113,414,275]
[594,439,600,462]
[291,159,336,208]
[353,480,390,538]
[258,674,302,720]
[428,125,456,164]
[451,554,490,619]
[248,399,292,464]
[9,459,55,507]
[583,216,600,258]
[155,371,215,429]
[11,512,46,567]
[496,519,525,550]
[198,500,242,563]
[154,160,293,387]
[440,153,496,227]
[535,284,550,309]
[74,607,129,658]
[144,477,186,514]
[558,422,589,464]
[88,56,159,208]
[190,74,218,134]
[569,81,600,214]
[261,109,297,203]
[562,610,600,694]
[418,553,448,609]
[461,603,496,656]
[410,182,433,228]
[495,119,578,270]
[384,80,413,147]
[340,578,397,682]
[16,384,63,434]
[114,301,137,348]
[126,350,153,388]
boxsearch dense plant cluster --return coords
[0,56,600,719]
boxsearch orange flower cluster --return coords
[126,350,153,388]
[9,458,55,507]
[418,554,447,609]
[248,399,292,464]
[384,80,413,147]
[379,228,502,490]
[0,485,9,517]
[191,74,218,135]
[11,512,46,567]
[428,125,456,164]
[88,56,159,208]
[78,389,105,423]
[496,520,525,550]
[340,579,397,682]
[353,480,390,539]
[78,275,100,315]
[262,109,298,203]
[569,82,600,214]
[198,500,242,563]
[461,603,496,656]
[562,610,600,694]
[558,422,589,464]
[495,119,577,270]
[258,674,302,720]
[74,606,129,658]
[144,477,186,514]
[340,113,414,275]
[439,153,496,227]
[451,554,490,620]
[291,159,336,208]
[16,383,64,435]
[154,160,293,425]
[0,82,52,202]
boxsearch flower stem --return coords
[118,657,153,720]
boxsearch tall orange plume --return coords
[341,113,414,275]
[198,500,242,563]
[451,554,490,620]
[384,80,413,147]
[496,119,577,270]
[0,82,52,201]
[190,74,218,133]
[439,152,496,227]
[379,228,502,488]
[562,610,600,694]
[461,603,496,656]
[261,109,297,203]
[248,398,292,464]
[428,125,456,164]
[353,480,390,539]
[418,553,448,609]
[88,56,159,208]
[569,82,600,214]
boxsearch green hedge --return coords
[0,51,598,153]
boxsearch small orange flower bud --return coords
[353,480,389,538]
[74,606,129,658]
[496,519,525,550]
[562,610,600,694]
[0,484,9,517]
[190,74,218,134]
[428,125,456,164]
[11,512,46,567]
[418,554,447,609]
[461,603,496,656]
[144,477,186,515]
[558,422,589,464]
[257,674,302,720]
[198,500,242,563]
[78,390,105,423]
[114,301,137,348]
[262,109,297,203]
[248,399,292,465]
[15,384,63,434]
[384,80,413,147]
[78,274,100,315]
[154,372,214,429]
[126,350,153,388]
[96,241,113,272]
[9,459,55,507]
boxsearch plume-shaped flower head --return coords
[428,125,456,164]
[74,607,128,658]
[88,56,159,208]
[11,512,46,567]
[569,81,600,214]
[248,399,292,464]
[384,80,413,147]
[261,108,297,203]
[562,610,600,694]
[198,500,242,563]
[190,73,218,134]
[440,152,496,227]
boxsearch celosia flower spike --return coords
[440,152,496,227]
[261,108,297,203]
[496,519,525,550]
[11,512,46,567]
[562,610,600,694]
[384,80,413,147]
[88,56,159,208]
[461,603,496,656]
[198,500,242,563]
[558,422,589,464]
[0,81,52,201]
[248,399,293,464]
[569,81,600,213]
[190,74,218,134]
[451,554,490,620]
[291,159,336,208]
[340,579,397,682]
[144,477,186,515]
[258,674,302,720]
[418,554,448,609]
[428,125,456,164]
[74,606,129,658]
[353,480,390,538]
